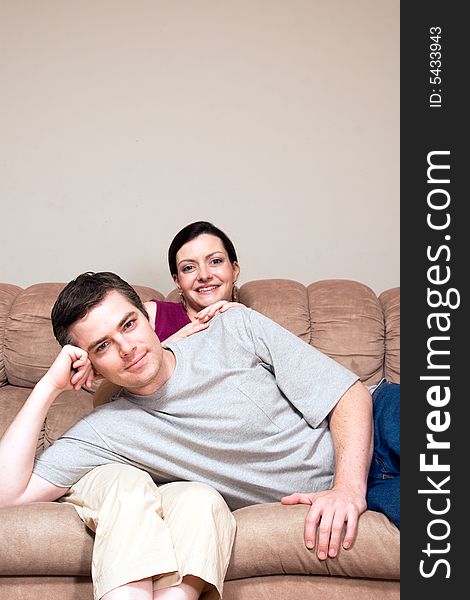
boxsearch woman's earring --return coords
[179,291,188,310]
[231,284,239,302]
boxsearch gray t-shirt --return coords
[33,307,358,509]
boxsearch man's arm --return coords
[282,380,373,559]
[0,345,93,507]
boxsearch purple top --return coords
[153,300,191,342]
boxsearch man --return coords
[0,271,373,597]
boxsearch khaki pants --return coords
[64,464,236,600]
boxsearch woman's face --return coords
[174,233,240,316]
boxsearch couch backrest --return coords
[238,279,400,385]
[0,284,23,387]
[0,278,399,389]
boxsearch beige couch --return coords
[0,278,400,600]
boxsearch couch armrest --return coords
[226,503,399,581]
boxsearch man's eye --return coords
[124,320,135,330]
[97,342,108,353]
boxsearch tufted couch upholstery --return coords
[0,278,400,600]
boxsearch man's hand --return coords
[42,345,95,393]
[284,381,372,560]
[281,486,367,560]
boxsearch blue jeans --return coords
[366,380,400,529]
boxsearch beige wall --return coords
[0,0,399,295]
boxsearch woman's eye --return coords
[210,257,223,265]
[181,265,194,273]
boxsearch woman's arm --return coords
[162,301,243,343]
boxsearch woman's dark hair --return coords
[168,221,238,276]
[51,271,149,347]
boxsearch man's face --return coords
[69,290,170,395]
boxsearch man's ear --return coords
[92,366,104,380]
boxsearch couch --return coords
[0,278,400,600]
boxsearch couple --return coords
[0,222,400,600]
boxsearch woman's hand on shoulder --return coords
[195,301,243,322]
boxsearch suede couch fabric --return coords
[0,279,400,600]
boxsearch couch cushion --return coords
[0,503,93,577]
[132,285,165,305]
[0,385,44,455]
[238,279,311,342]
[44,389,95,448]
[223,575,399,600]
[4,284,65,388]
[0,386,94,456]
[308,280,385,385]
[0,284,23,387]
[227,503,399,581]
[379,287,400,384]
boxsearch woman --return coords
[152,218,240,337]
[66,221,242,600]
